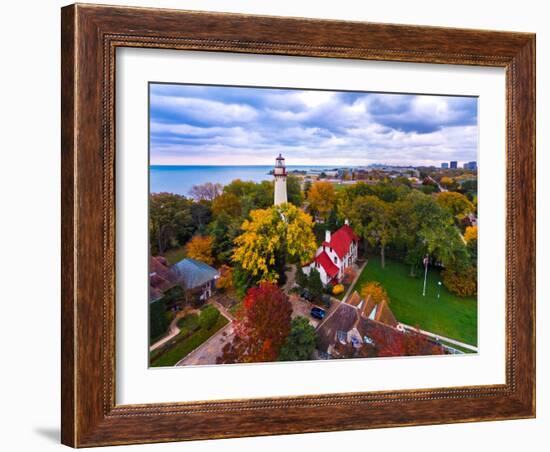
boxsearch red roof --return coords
[325,224,358,259]
[315,251,339,278]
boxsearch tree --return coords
[464,225,478,243]
[212,192,242,218]
[393,191,469,276]
[436,192,475,219]
[307,268,324,302]
[296,266,308,288]
[360,281,389,305]
[198,305,220,330]
[286,174,304,207]
[370,328,445,357]
[307,181,336,221]
[190,201,212,232]
[215,265,234,292]
[149,192,194,254]
[278,316,317,361]
[439,176,458,190]
[233,204,317,282]
[207,213,240,264]
[442,265,477,296]
[184,235,215,265]
[218,282,292,364]
[348,195,394,267]
[224,179,273,215]
[188,182,223,201]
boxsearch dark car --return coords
[310,307,326,320]
[300,288,314,302]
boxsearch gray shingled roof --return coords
[172,258,218,290]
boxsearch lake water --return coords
[150,165,336,196]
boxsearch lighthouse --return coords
[273,153,288,205]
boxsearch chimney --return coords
[344,218,349,226]
[325,229,331,243]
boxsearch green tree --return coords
[278,316,317,361]
[149,192,194,254]
[286,174,304,207]
[208,213,240,264]
[394,192,469,276]
[348,195,395,267]
[308,268,324,303]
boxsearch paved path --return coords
[175,323,234,366]
[282,264,297,294]
[342,260,368,303]
[149,313,184,352]
[398,323,478,352]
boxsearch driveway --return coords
[289,294,320,328]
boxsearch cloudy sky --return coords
[149,83,478,166]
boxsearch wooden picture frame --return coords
[61,3,536,447]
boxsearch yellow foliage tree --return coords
[436,191,475,218]
[360,281,389,305]
[233,204,317,282]
[184,235,214,265]
[307,181,336,221]
[464,225,478,244]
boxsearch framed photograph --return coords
[61,3,535,447]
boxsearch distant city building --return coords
[441,162,449,169]
[450,161,458,169]
[463,161,477,170]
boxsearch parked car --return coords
[300,288,314,302]
[310,307,326,320]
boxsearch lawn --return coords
[151,313,229,367]
[352,255,477,346]
[161,246,186,265]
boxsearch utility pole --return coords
[422,255,429,297]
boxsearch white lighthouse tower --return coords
[273,153,288,205]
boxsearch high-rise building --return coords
[450,161,458,169]
[273,153,288,205]
[464,161,477,170]
[441,162,449,169]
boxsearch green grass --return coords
[161,246,187,265]
[177,313,199,335]
[352,256,477,346]
[151,314,229,367]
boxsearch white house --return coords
[302,221,359,286]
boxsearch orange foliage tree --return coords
[184,235,214,265]
[215,264,234,292]
[464,225,478,243]
[217,282,292,364]
[360,281,389,304]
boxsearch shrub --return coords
[216,265,234,292]
[149,300,169,342]
[332,284,345,295]
[442,266,477,296]
[199,305,220,330]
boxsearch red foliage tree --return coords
[370,328,445,357]
[217,282,292,364]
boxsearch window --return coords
[334,257,337,264]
